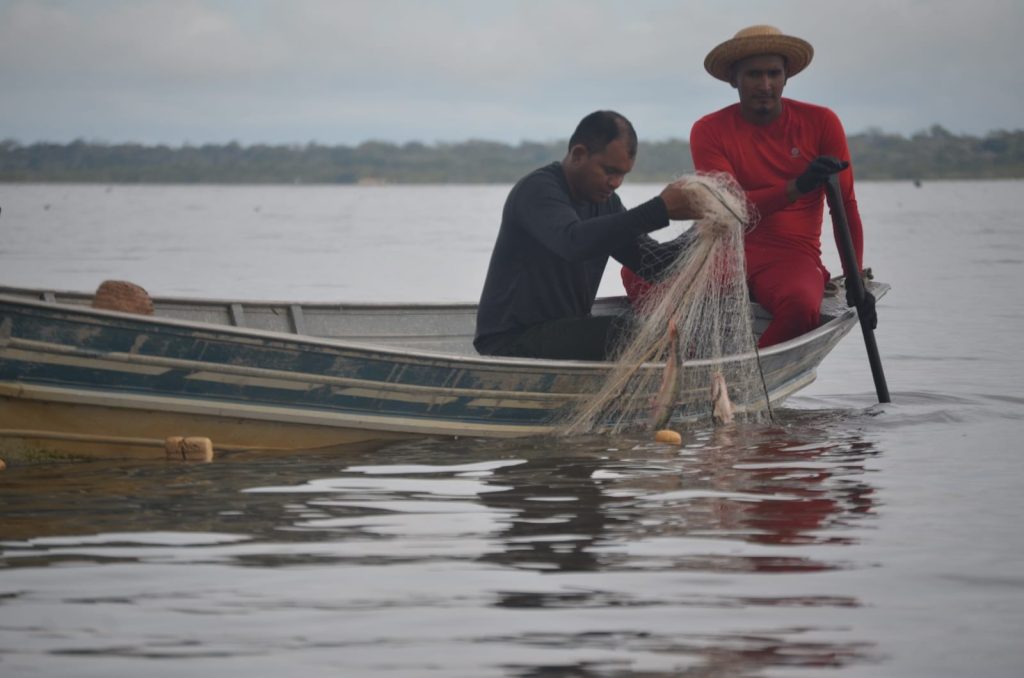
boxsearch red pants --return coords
[621,266,653,306]
[749,247,829,348]
[622,248,827,348]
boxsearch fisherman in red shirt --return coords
[623,25,876,347]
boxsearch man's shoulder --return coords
[691,105,743,144]
[511,162,565,196]
[694,103,739,128]
[505,162,570,217]
[520,161,562,184]
[784,98,841,121]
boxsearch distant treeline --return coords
[2,126,1022,184]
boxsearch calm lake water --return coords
[1,180,1023,677]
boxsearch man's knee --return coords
[776,293,820,324]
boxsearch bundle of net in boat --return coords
[563,172,769,435]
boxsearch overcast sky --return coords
[1,0,1021,146]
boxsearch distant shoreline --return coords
[3,126,1022,183]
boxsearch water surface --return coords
[1,181,1023,676]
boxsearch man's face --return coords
[566,137,635,204]
[732,54,787,122]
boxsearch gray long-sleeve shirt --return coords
[474,162,685,353]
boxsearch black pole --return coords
[824,174,891,403]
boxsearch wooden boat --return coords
[0,279,888,460]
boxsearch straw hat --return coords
[704,25,814,82]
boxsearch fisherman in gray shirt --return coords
[474,110,704,361]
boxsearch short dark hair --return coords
[568,110,638,158]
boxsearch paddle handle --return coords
[824,175,891,403]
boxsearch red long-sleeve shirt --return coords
[689,98,864,275]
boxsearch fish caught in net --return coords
[561,172,770,435]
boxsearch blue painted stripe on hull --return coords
[0,286,880,435]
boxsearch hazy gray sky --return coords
[2,0,1021,145]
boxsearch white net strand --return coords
[562,172,767,435]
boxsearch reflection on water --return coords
[479,420,877,579]
[0,410,884,676]
[2,180,1021,675]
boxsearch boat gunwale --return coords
[0,283,887,372]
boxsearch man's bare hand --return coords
[659,180,706,221]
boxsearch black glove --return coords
[846,284,878,330]
[796,156,850,194]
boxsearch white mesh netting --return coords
[562,172,771,435]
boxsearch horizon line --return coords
[4,124,1022,149]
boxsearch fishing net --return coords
[562,172,770,435]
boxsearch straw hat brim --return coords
[704,33,814,82]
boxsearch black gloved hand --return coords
[796,156,850,194]
[846,284,878,330]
